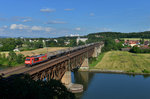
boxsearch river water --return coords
[71,71,150,99]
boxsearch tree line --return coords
[88,31,150,39]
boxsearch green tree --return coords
[16,54,25,64]
[0,38,16,51]
[8,51,17,61]
[69,39,77,47]
[140,38,144,44]
[78,40,85,45]
[130,46,141,53]
[15,38,23,48]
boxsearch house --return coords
[64,41,70,45]
[54,39,58,43]
[70,34,80,37]
[13,48,20,52]
[76,37,88,44]
[29,39,32,42]
[115,39,120,43]
[124,40,140,47]
[129,42,137,47]
[95,35,104,38]
[144,41,149,45]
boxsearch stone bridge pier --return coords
[61,71,71,85]
[80,44,104,71]
[61,71,83,93]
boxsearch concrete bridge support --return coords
[80,58,89,70]
[92,47,98,57]
[61,71,71,85]
[97,46,101,54]
[61,71,83,93]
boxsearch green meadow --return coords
[95,51,150,73]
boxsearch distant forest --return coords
[87,31,150,39]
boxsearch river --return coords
[71,71,150,99]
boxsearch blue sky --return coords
[0,0,150,37]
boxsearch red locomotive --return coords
[25,54,47,67]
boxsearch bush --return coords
[89,57,97,64]
[127,70,135,73]
[142,69,150,73]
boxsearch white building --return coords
[64,41,70,45]
[54,39,58,43]
[13,48,20,52]
[76,37,88,44]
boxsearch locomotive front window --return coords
[34,58,39,61]
[25,59,30,61]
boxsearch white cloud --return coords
[75,27,81,31]
[99,28,112,32]
[46,20,66,24]
[45,27,52,32]
[31,26,43,31]
[11,16,27,22]
[90,13,95,16]
[40,8,55,12]
[0,25,8,32]
[64,8,74,11]
[22,18,32,22]
[2,25,8,28]
[9,24,52,32]
[31,26,52,32]
[10,24,29,30]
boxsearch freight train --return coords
[24,43,95,67]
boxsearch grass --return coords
[89,53,105,68]
[95,51,150,73]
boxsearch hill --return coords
[87,31,150,39]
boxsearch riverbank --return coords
[89,69,150,75]
[88,51,150,74]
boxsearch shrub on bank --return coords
[142,69,150,73]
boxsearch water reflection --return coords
[72,71,94,99]
[72,72,150,99]
[73,71,94,90]
[125,73,150,78]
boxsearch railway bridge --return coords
[0,42,104,88]
[24,42,104,85]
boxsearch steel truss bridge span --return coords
[24,42,104,81]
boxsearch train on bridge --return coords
[25,43,95,67]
